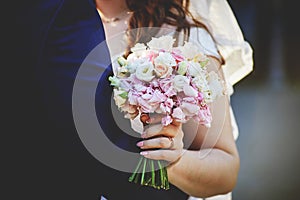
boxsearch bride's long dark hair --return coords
[125,0,206,55]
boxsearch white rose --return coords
[192,76,212,102]
[191,75,209,91]
[187,61,205,77]
[126,57,147,74]
[147,35,175,51]
[207,71,224,100]
[130,43,147,53]
[153,52,175,78]
[178,41,199,59]
[135,61,155,82]
[172,75,190,92]
[154,52,176,66]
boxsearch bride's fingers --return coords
[142,123,180,138]
[140,149,185,163]
[137,137,175,150]
[140,113,164,125]
[147,115,182,126]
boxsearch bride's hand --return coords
[137,114,184,164]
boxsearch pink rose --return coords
[159,77,177,97]
[141,87,154,100]
[172,107,186,121]
[180,102,200,116]
[197,92,204,102]
[143,50,159,62]
[138,97,158,113]
[183,85,198,97]
[159,103,167,114]
[162,115,173,126]
[149,79,160,88]
[171,49,185,62]
[165,98,174,109]
[128,92,139,105]
[120,79,132,91]
[137,98,152,113]
[154,64,173,78]
[182,97,197,104]
[148,89,167,104]
[133,84,147,93]
[159,98,174,114]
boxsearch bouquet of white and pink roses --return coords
[109,35,224,190]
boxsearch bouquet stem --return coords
[128,157,170,190]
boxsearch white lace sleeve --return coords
[189,0,254,87]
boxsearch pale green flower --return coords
[108,76,121,87]
[177,61,188,75]
[117,56,128,66]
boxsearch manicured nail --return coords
[140,151,148,156]
[136,141,144,147]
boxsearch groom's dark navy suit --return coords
[14,1,113,199]
[13,1,188,199]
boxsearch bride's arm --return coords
[167,96,240,198]
[138,57,240,198]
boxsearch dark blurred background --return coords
[227,0,300,199]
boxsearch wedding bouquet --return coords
[109,35,224,189]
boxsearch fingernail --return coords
[136,141,144,147]
[140,151,148,156]
[141,133,147,138]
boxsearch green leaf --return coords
[118,91,128,99]
[200,59,209,67]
